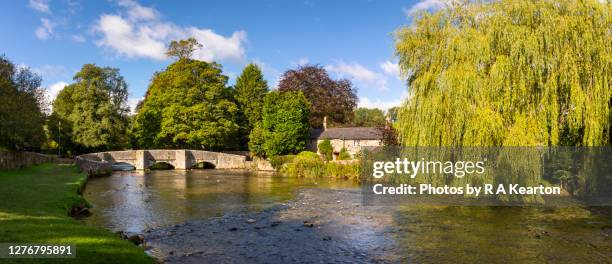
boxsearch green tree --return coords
[234,64,269,147]
[131,59,240,150]
[318,139,333,161]
[248,123,266,157]
[165,37,202,60]
[0,55,46,150]
[51,64,130,153]
[396,0,611,147]
[353,107,386,127]
[278,65,357,128]
[249,91,311,157]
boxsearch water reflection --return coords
[83,170,356,233]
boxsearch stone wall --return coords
[0,151,55,169]
[251,157,275,171]
[75,156,112,177]
[223,151,252,161]
[215,152,247,169]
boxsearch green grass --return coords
[0,163,153,264]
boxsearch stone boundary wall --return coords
[75,156,112,177]
[0,151,55,169]
[223,151,252,160]
[252,157,275,171]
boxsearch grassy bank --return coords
[0,163,153,264]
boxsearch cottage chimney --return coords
[323,116,327,130]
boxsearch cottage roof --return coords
[310,127,382,140]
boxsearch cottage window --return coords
[353,140,360,146]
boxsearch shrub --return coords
[280,151,325,178]
[279,151,361,180]
[248,123,266,158]
[269,155,296,170]
[338,147,351,160]
[325,162,361,180]
[317,139,333,161]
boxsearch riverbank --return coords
[0,164,153,264]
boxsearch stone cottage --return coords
[309,117,383,159]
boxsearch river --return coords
[83,170,612,263]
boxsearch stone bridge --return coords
[76,150,246,172]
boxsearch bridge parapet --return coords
[76,150,247,172]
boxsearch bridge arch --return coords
[148,162,175,170]
[111,162,136,171]
[192,161,216,169]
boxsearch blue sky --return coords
[0,0,439,112]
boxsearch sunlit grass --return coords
[0,163,153,264]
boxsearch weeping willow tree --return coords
[396,0,611,147]
[391,0,611,202]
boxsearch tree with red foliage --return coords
[277,65,357,128]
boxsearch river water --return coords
[83,170,612,263]
[83,169,357,234]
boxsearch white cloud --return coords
[326,61,388,91]
[380,60,400,79]
[127,97,143,114]
[404,0,456,16]
[35,18,54,40]
[28,0,50,14]
[189,28,247,62]
[117,0,158,21]
[358,90,409,110]
[292,57,310,67]
[95,14,168,60]
[358,97,402,111]
[94,0,247,62]
[46,81,68,110]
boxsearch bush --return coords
[280,151,325,178]
[248,123,266,157]
[279,151,361,180]
[317,139,333,161]
[338,147,351,160]
[269,155,296,170]
[325,162,360,180]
